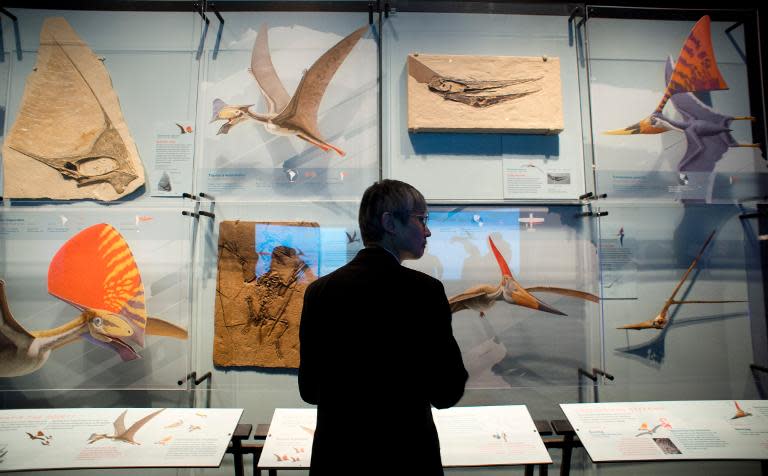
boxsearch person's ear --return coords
[381,212,397,234]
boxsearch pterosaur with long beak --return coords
[448,236,599,317]
[87,409,165,445]
[605,16,759,177]
[618,230,745,330]
[0,224,188,377]
[211,24,368,156]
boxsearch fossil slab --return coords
[2,17,144,200]
[407,54,563,134]
[214,220,318,368]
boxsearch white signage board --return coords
[560,400,768,462]
[0,408,243,471]
[433,405,552,467]
[258,405,551,469]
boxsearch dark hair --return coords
[358,179,426,246]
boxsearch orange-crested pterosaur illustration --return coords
[635,422,662,437]
[605,16,759,180]
[0,224,188,377]
[210,24,367,156]
[87,408,165,445]
[731,401,752,419]
[618,230,745,330]
[24,430,52,445]
[448,236,599,317]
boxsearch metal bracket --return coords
[182,192,198,200]
[0,7,22,61]
[579,192,607,202]
[195,4,209,61]
[182,210,199,218]
[211,7,224,60]
[198,210,215,219]
[578,367,614,403]
[199,192,215,201]
[178,371,213,408]
[567,6,583,47]
[578,210,608,218]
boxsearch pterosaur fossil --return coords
[448,236,599,317]
[618,230,745,330]
[408,54,542,108]
[605,16,759,178]
[87,409,165,445]
[211,24,367,156]
[4,18,143,198]
[0,224,188,377]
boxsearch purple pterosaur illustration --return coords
[605,16,759,182]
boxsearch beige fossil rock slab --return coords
[214,220,318,369]
[407,54,563,134]
[2,17,144,200]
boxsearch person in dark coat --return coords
[299,179,468,476]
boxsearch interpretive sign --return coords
[0,408,242,471]
[560,401,768,462]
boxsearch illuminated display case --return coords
[0,2,765,475]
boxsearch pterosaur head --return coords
[487,236,566,316]
[604,115,671,135]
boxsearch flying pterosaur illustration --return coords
[618,230,745,330]
[448,236,599,317]
[87,409,165,445]
[211,24,367,156]
[605,16,759,178]
[635,423,662,437]
[0,224,188,377]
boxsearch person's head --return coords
[359,179,431,261]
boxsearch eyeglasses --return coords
[410,213,429,228]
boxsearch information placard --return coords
[258,405,551,469]
[0,408,243,471]
[560,401,768,462]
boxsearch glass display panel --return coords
[196,12,378,201]
[0,206,192,390]
[587,14,766,203]
[192,200,361,424]
[382,12,587,202]
[405,206,601,388]
[1,9,202,202]
[598,203,755,401]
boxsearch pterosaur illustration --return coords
[731,401,752,419]
[635,423,662,437]
[25,431,52,445]
[605,16,759,178]
[87,408,165,445]
[448,236,599,317]
[210,24,367,156]
[0,224,188,377]
[618,230,745,330]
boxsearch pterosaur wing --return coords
[251,24,291,115]
[273,25,367,137]
[525,286,599,303]
[121,408,165,442]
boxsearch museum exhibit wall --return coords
[0,2,766,475]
